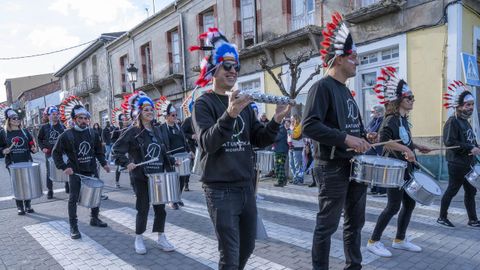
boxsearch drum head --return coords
[413,172,442,195]
[354,155,407,168]
[10,162,39,168]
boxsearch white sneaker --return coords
[158,233,175,252]
[135,235,147,254]
[366,241,392,257]
[392,238,422,252]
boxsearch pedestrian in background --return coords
[288,114,304,185]
[273,118,289,187]
[366,105,386,196]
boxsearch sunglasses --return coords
[404,95,415,101]
[169,114,177,117]
[10,117,19,120]
[222,61,241,72]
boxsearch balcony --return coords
[169,63,182,74]
[345,0,406,24]
[69,75,100,97]
[291,13,315,31]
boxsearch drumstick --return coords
[429,146,460,151]
[414,161,436,178]
[119,157,160,172]
[74,173,98,180]
[346,139,401,152]
[166,146,185,154]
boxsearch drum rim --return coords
[353,155,407,168]
[411,172,442,195]
[10,162,40,167]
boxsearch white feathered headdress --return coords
[320,12,356,68]
[443,80,474,108]
[374,66,412,104]
[59,96,89,123]
[111,107,126,126]
[121,91,154,119]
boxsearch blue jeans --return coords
[105,144,112,162]
[289,149,304,183]
[204,184,257,270]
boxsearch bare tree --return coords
[258,50,322,100]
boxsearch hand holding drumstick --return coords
[2,138,20,155]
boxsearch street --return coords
[0,153,479,270]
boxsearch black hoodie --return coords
[443,115,478,167]
[192,92,279,186]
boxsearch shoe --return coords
[392,238,422,252]
[116,183,121,188]
[367,191,378,195]
[101,195,108,200]
[65,185,70,194]
[135,235,147,254]
[178,201,184,207]
[90,217,108,227]
[70,225,81,239]
[308,182,316,188]
[468,220,480,228]
[373,193,387,197]
[265,171,275,177]
[47,190,53,199]
[169,202,179,210]
[157,233,175,252]
[437,217,455,228]
[274,183,285,187]
[25,207,35,213]
[184,184,190,192]
[366,240,392,257]
[17,208,25,215]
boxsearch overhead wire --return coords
[0,39,96,60]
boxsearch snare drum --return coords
[174,152,191,176]
[404,171,442,205]
[465,165,480,190]
[350,155,407,188]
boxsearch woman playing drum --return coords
[112,91,177,255]
[0,108,38,215]
[366,67,431,258]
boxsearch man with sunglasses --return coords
[37,106,66,199]
[191,29,291,269]
[159,101,191,210]
[52,102,110,239]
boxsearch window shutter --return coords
[234,20,242,35]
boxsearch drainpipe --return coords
[179,6,188,99]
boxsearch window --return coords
[360,72,378,125]
[81,61,87,80]
[141,43,153,84]
[360,52,378,65]
[92,55,98,76]
[361,0,380,7]
[167,29,182,74]
[119,54,129,92]
[381,47,399,60]
[199,9,215,46]
[73,68,78,86]
[99,110,108,127]
[64,75,70,90]
[291,0,315,31]
[241,0,256,48]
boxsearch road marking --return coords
[24,220,134,270]
[101,207,292,270]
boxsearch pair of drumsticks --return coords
[347,140,460,152]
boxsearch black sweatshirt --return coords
[379,114,415,174]
[160,123,190,155]
[37,122,65,156]
[112,126,175,180]
[302,76,364,161]
[181,116,197,152]
[0,129,34,167]
[192,92,280,186]
[443,115,478,167]
[52,128,107,174]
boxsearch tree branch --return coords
[295,64,322,97]
[258,57,288,96]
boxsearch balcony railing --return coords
[292,13,314,31]
[170,63,182,74]
[350,0,381,10]
[345,0,405,24]
[69,75,100,97]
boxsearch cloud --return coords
[27,27,81,50]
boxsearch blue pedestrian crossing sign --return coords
[461,53,480,86]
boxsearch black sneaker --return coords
[468,220,480,228]
[70,225,81,239]
[308,182,316,188]
[25,207,35,213]
[101,195,108,200]
[437,217,455,228]
[274,183,285,187]
[90,217,108,227]
[17,208,25,215]
[47,190,53,199]
[184,184,190,192]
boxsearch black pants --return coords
[68,174,99,225]
[135,177,166,234]
[45,155,53,192]
[115,165,121,183]
[370,186,416,241]
[15,200,31,209]
[312,162,367,270]
[179,175,190,193]
[440,164,478,221]
[204,184,257,270]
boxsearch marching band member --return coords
[438,81,480,228]
[190,28,290,269]
[37,105,66,199]
[302,12,370,270]
[112,91,176,254]
[366,66,431,257]
[110,108,130,189]
[158,97,192,209]
[0,108,38,215]
[52,96,110,239]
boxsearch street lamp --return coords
[126,63,138,91]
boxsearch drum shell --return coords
[174,152,191,176]
[404,171,442,205]
[148,172,180,205]
[10,162,43,200]
[465,165,480,190]
[78,178,104,208]
[256,151,274,172]
[48,157,69,182]
[191,149,203,176]
[350,155,406,187]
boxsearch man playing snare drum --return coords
[52,97,110,239]
[438,81,480,228]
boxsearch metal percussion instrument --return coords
[350,155,407,187]
[147,172,180,205]
[404,171,442,205]
[78,175,104,208]
[256,150,274,172]
[191,149,203,176]
[48,157,68,182]
[174,152,191,176]
[10,162,43,200]
[465,165,480,190]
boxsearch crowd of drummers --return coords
[3,11,480,270]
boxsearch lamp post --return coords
[127,63,138,92]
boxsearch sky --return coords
[0,0,175,102]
